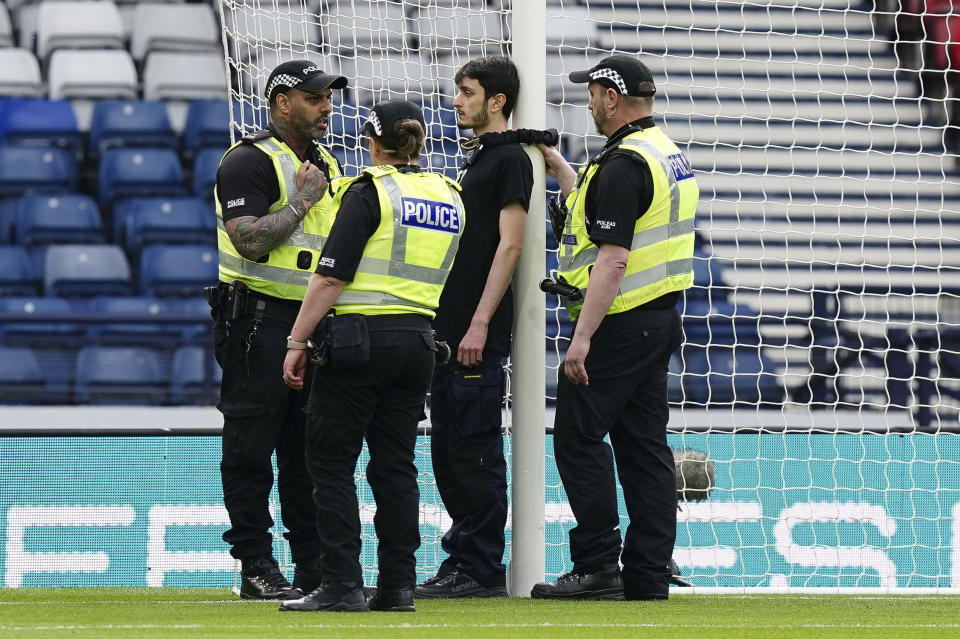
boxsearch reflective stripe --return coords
[438,183,463,272]
[620,141,681,224]
[217,209,325,251]
[351,174,462,286]
[335,290,435,311]
[575,258,693,301]
[562,217,696,272]
[218,251,312,287]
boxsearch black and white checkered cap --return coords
[265,60,348,100]
[361,100,425,138]
[568,55,656,97]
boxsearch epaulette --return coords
[240,129,273,144]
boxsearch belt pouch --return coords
[327,313,370,368]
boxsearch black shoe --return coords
[361,585,378,601]
[414,571,507,599]
[292,556,322,594]
[669,559,692,587]
[279,582,370,612]
[368,588,415,612]
[239,555,300,600]
[530,568,624,600]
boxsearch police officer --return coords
[415,56,532,599]
[279,100,466,613]
[530,55,698,601]
[212,60,347,599]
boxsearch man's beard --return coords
[592,108,606,135]
[291,110,325,139]
[457,107,490,131]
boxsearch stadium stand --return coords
[0,3,13,47]
[191,147,227,200]
[74,344,166,404]
[14,194,104,246]
[0,97,81,152]
[36,1,125,63]
[121,197,216,257]
[88,99,178,157]
[43,244,132,297]
[0,346,45,403]
[169,345,221,405]
[0,48,43,97]
[0,246,38,296]
[129,3,219,64]
[97,147,187,207]
[183,99,231,156]
[0,146,77,195]
[138,244,218,298]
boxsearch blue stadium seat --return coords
[0,98,81,153]
[14,194,104,246]
[327,100,368,148]
[0,246,38,295]
[191,147,226,199]
[0,346,45,404]
[43,244,132,297]
[169,345,221,405]
[98,148,186,208]
[0,296,82,341]
[331,146,372,177]
[0,146,77,196]
[74,345,166,404]
[183,99,231,155]
[88,100,178,157]
[123,197,215,256]
[0,197,18,243]
[668,353,685,404]
[682,300,762,348]
[689,249,727,302]
[682,345,783,405]
[177,296,214,340]
[84,296,184,342]
[139,244,217,297]
[421,100,460,154]
[425,152,460,179]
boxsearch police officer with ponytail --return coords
[212,60,347,600]
[280,100,466,614]
[530,55,698,602]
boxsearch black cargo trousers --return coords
[303,313,436,590]
[212,287,321,564]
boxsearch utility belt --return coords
[204,280,300,324]
[307,312,449,369]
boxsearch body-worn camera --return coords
[540,275,583,301]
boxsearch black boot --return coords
[239,555,300,600]
[368,588,415,612]
[292,556,322,594]
[414,571,507,599]
[279,581,370,612]
[530,568,624,600]
[669,558,692,587]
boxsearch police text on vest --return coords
[400,197,461,234]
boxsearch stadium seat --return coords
[139,244,218,297]
[88,100,178,157]
[0,346,45,404]
[142,51,228,102]
[130,3,219,63]
[84,295,183,342]
[0,296,81,340]
[169,345,221,405]
[226,4,316,65]
[323,0,408,53]
[74,345,166,404]
[98,148,187,207]
[0,246,39,295]
[43,244,132,297]
[689,250,728,301]
[421,100,460,154]
[0,4,13,47]
[36,1,125,62]
[192,148,227,199]
[340,54,437,104]
[0,146,77,196]
[327,100,368,148]
[177,295,215,340]
[682,300,762,348]
[183,99,231,155]
[414,6,505,67]
[332,145,373,177]
[682,345,783,405]
[14,194,104,246]
[123,197,215,256]
[425,152,460,180]
[0,197,18,243]
[0,49,43,97]
[0,98,81,152]
[47,49,138,100]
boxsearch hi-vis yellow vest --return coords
[558,127,698,321]
[215,135,341,301]
[330,165,465,319]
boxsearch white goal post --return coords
[218,0,960,594]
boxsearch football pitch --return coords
[2,589,960,638]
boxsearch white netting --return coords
[223,0,960,590]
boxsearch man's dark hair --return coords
[454,56,520,119]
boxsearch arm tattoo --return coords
[225,205,303,261]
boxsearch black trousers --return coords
[214,295,321,563]
[554,305,682,599]
[304,315,435,589]
[429,355,508,587]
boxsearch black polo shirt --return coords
[433,142,534,357]
[582,117,680,310]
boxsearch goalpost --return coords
[218,0,960,594]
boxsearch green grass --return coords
[1,589,959,638]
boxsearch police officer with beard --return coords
[212,60,346,600]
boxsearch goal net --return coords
[219,0,960,591]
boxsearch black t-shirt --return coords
[582,117,680,310]
[432,142,533,357]
[314,165,427,282]
[216,128,340,222]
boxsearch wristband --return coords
[286,336,308,350]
